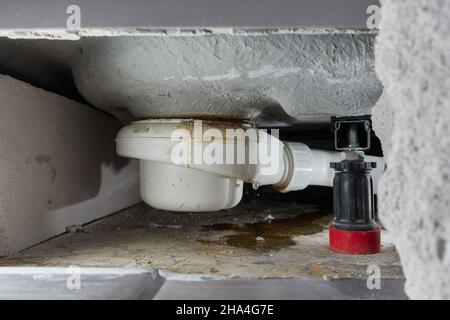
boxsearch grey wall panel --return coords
[0,0,379,29]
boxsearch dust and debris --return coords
[0,187,403,279]
[149,222,182,229]
[66,225,86,233]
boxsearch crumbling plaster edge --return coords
[0,27,378,40]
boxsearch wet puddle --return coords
[200,212,331,252]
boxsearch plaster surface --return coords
[0,30,381,125]
[0,75,140,256]
[373,0,450,299]
[73,32,382,124]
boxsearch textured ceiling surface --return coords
[0,30,381,125]
[72,32,381,124]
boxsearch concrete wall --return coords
[0,75,140,256]
[373,0,450,299]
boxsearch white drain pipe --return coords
[275,142,384,193]
[116,119,384,211]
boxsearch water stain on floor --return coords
[200,212,332,252]
[0,196,403,279]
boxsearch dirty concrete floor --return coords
[0,187,403,279]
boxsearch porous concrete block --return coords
[0,75,140,256]
[371,93,394,156]
[373,0,450,299]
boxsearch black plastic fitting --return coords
[330,159,378,231]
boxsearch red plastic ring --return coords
[329,225,381,254]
